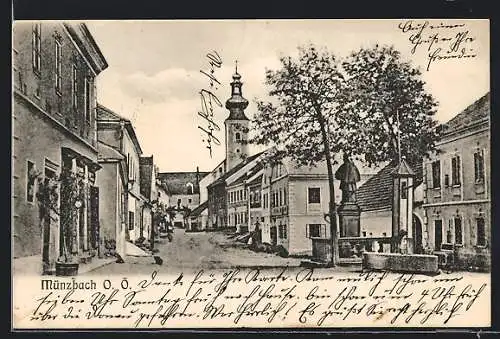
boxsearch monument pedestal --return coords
[338,202,361,237]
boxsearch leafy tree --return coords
[340,44,440,167]
[250,44,440,264]
[251,44,345,265]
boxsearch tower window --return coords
[401,181,408,199]
[236,149,240,153]
[235,132,241,141]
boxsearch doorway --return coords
[42,167,56,273]
[434,219,443,251]
[412,214,423,254]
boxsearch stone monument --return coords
[335,153,361,237]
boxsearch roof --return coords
[441,92,490,135]
[391,158,415,176]
[190,201,208,217]
[225,72,250,121]
[357,160,423,212]
[157,171,210,195]
[97,103,129,122]
[207,151,265,188]
[97,104,143,155]
[63,23,108,74]
[97,141,124,161]
[283,158,329,176]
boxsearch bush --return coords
[275,245,289,258]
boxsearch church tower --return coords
[225,64,250,171]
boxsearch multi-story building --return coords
[96,104,145,242]
[207,151,266,230]
[423,92,490,270]
[260,159,332,256]
[12,22,108,274]
[246,167,264,234]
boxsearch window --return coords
[85,77,91,121]
[55,39,62,93]
[444,174,450,187]
[177,198,181,207]
[431,161,441,188]
[451,155,461,186]
[454,217,463,245]
[71,63,78,109]
[308,187,321,204]
[401,181,408,199]
[308,224,322,238]
[474,150,485,183]
[279,190,282,206]
[476,218,486,246]
[278,224,287,239]
[235,132,241,141]
[128,211,135,230]
[26,161,36,203]
[188,198,192,204]
[32,23,41,73]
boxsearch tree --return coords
[251,44,346,266]
[340,44,440,167]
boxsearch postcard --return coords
[11,19,490,329]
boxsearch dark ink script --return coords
[19,267,490,328]
[198,51,223,158]
[397,20,478,71]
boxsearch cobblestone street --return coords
[84,229,309,276]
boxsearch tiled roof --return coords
[190,200,208,217]
[441,92,490,135]
[207,151,265,188]
[357,160,423,212]
[157,171,210,195]
[97,103,129,122]
[97,103,143,154]
[97,141,124,161]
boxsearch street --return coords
[84,229,305,275]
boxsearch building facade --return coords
[12,22,108,274]
[96,104,144,242]
[140,155,157,242]
[96,140,127,258]
[423,93,490,270]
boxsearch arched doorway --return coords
[412,213,423,254]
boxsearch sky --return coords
[85,19,490,172]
